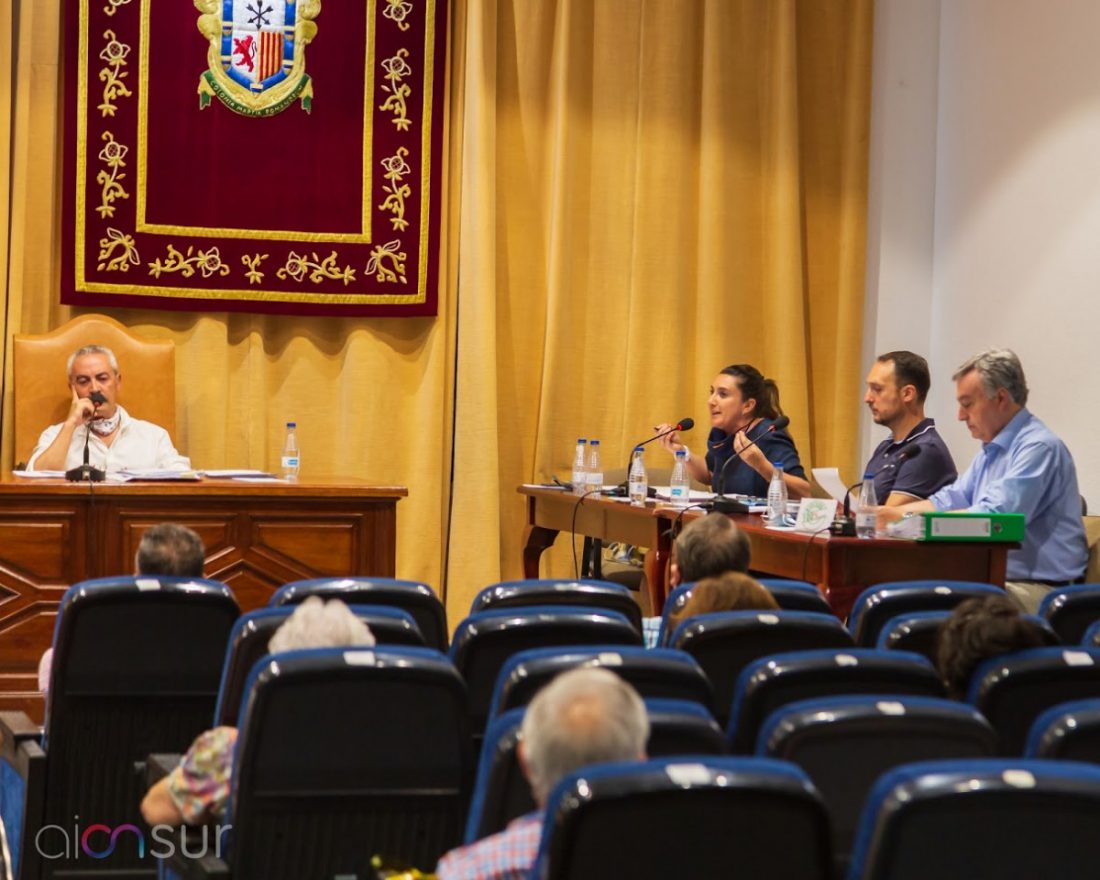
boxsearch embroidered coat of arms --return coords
[195,0,320,116]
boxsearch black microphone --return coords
[832,444,923,535]
[65,392,108,482]
[714,415,791,496]
[609,418,695,496]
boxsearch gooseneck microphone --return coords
[714,415,791,496]
[609,418,695,496]
[831,444,923,535]
[65,391,108,482]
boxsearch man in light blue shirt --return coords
[879,348,1087,612]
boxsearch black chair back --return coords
[759,695,996,875]
[848,580,1002,646]
[726,648,944,754]
[470,579,643,634]
[532,757,832,879]
[226,646,472,876]
[271,577,448,650]
[30,577,238,879]
[449,606,641,737]
[848,759,1100,880]
[670,611,854,729]
[970,646,1100,754]
[214,604,424,726]
[1040,584,1100,643]
[488,645,712,722]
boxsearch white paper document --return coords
[12,470,66,478]
[812,467,851,503]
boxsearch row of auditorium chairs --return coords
[528,755,1100,879]
[7,574,1100,879]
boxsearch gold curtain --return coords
[447,0,874,611]
[1,0,872,626]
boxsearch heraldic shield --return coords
[195,0,320,116]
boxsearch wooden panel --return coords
[252,516,359,575]
[0,477,404,718]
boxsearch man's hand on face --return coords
[66,386,98,428]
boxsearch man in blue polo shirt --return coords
[863,350,957,504]
[879,348,1087,612]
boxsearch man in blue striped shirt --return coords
[879,348,1087,613]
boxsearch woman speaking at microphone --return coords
[656,364,811,499]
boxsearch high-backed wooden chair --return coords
[14,314,176,465]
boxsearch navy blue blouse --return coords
[705,418,806,497]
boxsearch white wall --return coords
[866,0,1100,507]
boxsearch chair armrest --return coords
[165,839,231,880]
[0,711,42,763]
[0,713,47,880]
[145,752,181,787]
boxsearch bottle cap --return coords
[675,449,686,458]
[863,472,874,479]
[634,445,644,453]
[590,440,600,446]
[287,422,297,428]
[772,461,784,467]
[577,438,587,444]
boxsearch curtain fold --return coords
[2,0,872,626]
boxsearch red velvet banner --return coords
[61,0,447,316]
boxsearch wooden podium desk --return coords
[520,487,1011,620]
[0,474,405,718]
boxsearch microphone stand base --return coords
[830,517,857,537]
[711,498,751,514]
[65,465,106,483]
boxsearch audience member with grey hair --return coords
[28,343,190,473]
[141,597,375,827]
[436,667,648,879]
[879,347,1087,612]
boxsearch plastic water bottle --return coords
[669,449,690,507]
[628,446,648,506]
[586,439,603,494]
[572,439,587,495]
[856,473,878,538]
[767,462,788,523]
[281,422,300,481]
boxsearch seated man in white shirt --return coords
[26,344,190,473]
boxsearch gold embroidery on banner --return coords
[379,49,412,131]
[97,31,133,117]
[104,0,132,16]
[96,131,129,218]
[276,251,357,286]
[379,148,412,232]
[148,244,232,279]
[383,0,413,31]
[96,228,140,272]
[365,240,407,284]
[242,254,269,284]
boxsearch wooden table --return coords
[520,487,1011,619]
[0,474,405,718]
